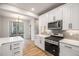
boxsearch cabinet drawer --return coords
[60,43,79,55]
[13,47,20,50]
[12,41,22,48]
[13,51,21,56]
[13,47,23,56]
[12,41,21,46]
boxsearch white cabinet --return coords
[62,3,79,30]
[39,37,45,50]
[39,13,48,34]
[62,4,71,30]
[70,4,79,29]
[11,41,24,56]
[56,6,63,20]
[1,41,24,56]
[48,6,63,22]
[39,3,79,30]
[34,35,45,50]
[39,4,63,31]
[60,43,79,56]
[48,9,56,22]
[2,43,12,56]
[34,36,40,48]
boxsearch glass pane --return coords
[9,21,24,38]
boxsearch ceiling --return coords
[0,3,64,20]
[9,3,64,15]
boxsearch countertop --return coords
[36,34,50,38]
[36,34,63,38]
[0,36,24,46]
[60,39,79,47]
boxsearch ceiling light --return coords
[31,8,35,11]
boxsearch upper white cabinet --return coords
[39,3,79,31]
[62,4,79,30]
[62,4,71,30]
[56,6,63,20]
[48,6,63,22]
[70,4,79,29]
[48,8,57,22]
[39,13,48,34]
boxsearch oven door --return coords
[45,41,59,56]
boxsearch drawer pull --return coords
[65,45,72,49]
[13,43,20,45]
[14,51,20,54]
[14,47,20,49]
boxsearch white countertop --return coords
[36,34,64,38]
[60,39,79,47]
[0,36,24,46]
[36,34,50,37]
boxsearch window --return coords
[9,21,24,38]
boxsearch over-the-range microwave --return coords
[48,20,62,30]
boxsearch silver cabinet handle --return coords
[14,51,20,54]
[69,23,72,29]
[13,43,20,45]
[65,45,72,49]
[53,16,56,21]
[14,47,20,50]
[40,40,41,43]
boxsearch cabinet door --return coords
[39,15,44,34]
[39,13,48,34]
[56,6,63,20]
[39,37,45,50]
[35,36,45,51]
[0,46,2,56]
[34,36,39,47]
[2,43,12,56]
[62,4,71,30]
[34,36,41,48]
[48,9,56,22]
[70,4,79,29]
[60,43,79,56]
[12,41,24,56]
[60,45,76,56]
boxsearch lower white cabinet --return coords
[2,43,12,56]
[39,37,45,50]
[34,35,45,50]
[1,41,24,56]
[60,43,79,56]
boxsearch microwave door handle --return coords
[57,21,59,28]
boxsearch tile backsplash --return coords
[63,30,79,41]
[51,29,63,34]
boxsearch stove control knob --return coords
[53,50,55,52]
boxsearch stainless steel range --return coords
[45,35,63,56]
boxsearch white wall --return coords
[30,19,35,41]
[0,16,17,37]
[0,16,9,37]
[1,17,9,37]
[24,20,31,40]
[0,15,37,42]
[0,16,31,39]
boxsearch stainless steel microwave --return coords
[48,20,62,30]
